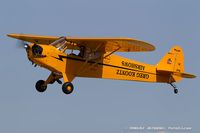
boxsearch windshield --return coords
[50,37,67,51]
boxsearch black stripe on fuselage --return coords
[52,55,160,76]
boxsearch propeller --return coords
[15,40,36,66]
[16,40,29,49]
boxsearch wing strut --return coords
[103,46,121,58]
[75,44,102,76]
[75,46,121,76]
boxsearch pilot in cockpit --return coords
[78,46,101,60]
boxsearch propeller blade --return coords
[16,40,29,49]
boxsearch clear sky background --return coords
[0,0,199,133]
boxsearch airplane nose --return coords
[24,44,29,49]
[32,44,43,55]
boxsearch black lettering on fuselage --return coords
[116,69,136,77]
[116,69,149,79]
[121,61,145,71]
[136,73,149,79]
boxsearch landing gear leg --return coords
[35,72,62,93]
[61,73,75,95]
[169,83,178,94]
[47,72,62,85]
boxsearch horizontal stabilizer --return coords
[173,72,196,78]
[157,70,196,79]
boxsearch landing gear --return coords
[169,83,178,94]
[174,88,178,94]
[62,82,74,95]
[35,74,74,95]
[49,79,62,84]
[35,80,47,92]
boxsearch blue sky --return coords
[0,0,199,133]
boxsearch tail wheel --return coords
[35,80,47,92]
[62,82,74,94]
[169,83,178,94]
[174,88,178,94]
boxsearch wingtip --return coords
[7,33,14,37]
[7,33,20,38]
[144,45,156,52]
[151,45,156,51]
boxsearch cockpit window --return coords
[50,37,67,51]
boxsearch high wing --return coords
[7,33,59,44]
[7,33,155,52]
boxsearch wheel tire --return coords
[35,80,47,92]
[62,82,74,94]
[174,89,178,94]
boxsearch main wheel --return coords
[35,80,47,92]
[62,82,74,94]
[174,88,178,94]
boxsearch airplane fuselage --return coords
[28,44,170,83]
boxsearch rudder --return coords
[156,45,184,82]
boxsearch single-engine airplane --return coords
[7,33,196,95]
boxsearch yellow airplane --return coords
[7,33,196,95]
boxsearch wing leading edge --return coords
[7,33,155,52]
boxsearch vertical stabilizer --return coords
[156,45,184,82]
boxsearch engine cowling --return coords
[32,44,43,56]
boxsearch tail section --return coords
[157,45,184,73]
[156,45,196,82]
